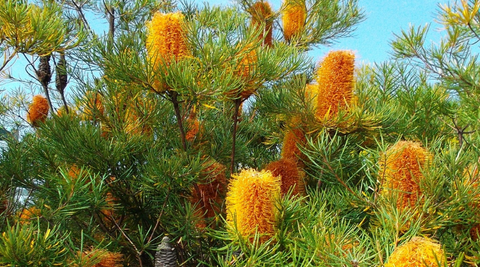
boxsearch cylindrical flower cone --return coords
[249,1,274,47]
[226,44,259,100]
[385,237,445,267]
[226,169,281,243]
[315,51,355,120]
[78,248,123,267]
[379,141,430,210]
[83,92,104,121]
[190,161,227,228]
[282,0,307,41]
[281,117,306,166]
[146,12,190,92]
[265,157,305,197]
[27,95,49,127]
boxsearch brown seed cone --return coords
[265,157,305,197]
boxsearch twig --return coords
[230,98,242,174]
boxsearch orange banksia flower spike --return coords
[282,0,307,41]
[249,1,274,47]
[79,248,123,267]
[385,237,445,267]
[281,117,306,165]
[27,95,49,127]
[315,50,355,120]
[83,92,104,121]
[379,141,431,210]
[226,169,281,243]
[190,161,227,228]
[265,157,305,197]
[18,207,41,224]
[146,12,190,92]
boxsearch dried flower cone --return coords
[27,95,49,127]
[265,158,305,197]
[385,237,445,267]
[282,0,307,41]
[146,12,190,92]
[315,51,355,120]
[379,141,430,211]
[249,1,274,47]
[155,236,177,267]
[226,169,281,243]
[190,161,227,228]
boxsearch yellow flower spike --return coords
[27,95,49,127]
[385,237,446,267]
[264,157,305,197]
[249,1,274,47]
[379,141,431,211]
[146,12,191,92]
[226,169,281,243]
[315,50,355,120]
[282,0,307,41]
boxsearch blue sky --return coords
[196,0,448,65]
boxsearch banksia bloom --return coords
[305,83,318,110]
[282,0,307,41]
[385,237,445,267]
[185,112,202,142]
[379,141,430,210]
[315,51,355,120]
[226,169,281,243]
[27,95,49,127]
[79,248,123,267]
[18,207,41,224]
[146,12,190,92]
[83,92,104,121]
[190,161,227,228]
[281,117,306,165]
[249,1,274,47]
[265,157,305,197]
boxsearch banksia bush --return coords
[282,0,307,41]
[379,141,430,210]
[315,50,355,120]
[226,169,281,243]
[264,157,305,197]
[190,160,227,228]
[249,1,274,47]
[27,95,49,127]
[384,237,445,267]
[146,12,190,92]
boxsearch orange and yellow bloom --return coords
[282,0,307,41]
[27,95,49,127]
[146,12,190,92]
[226,169,281,243]
[385,237,445,267]
[315,51,355,120]
[379,141,430,210]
